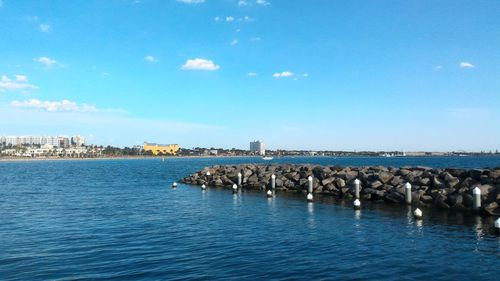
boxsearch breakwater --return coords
[181,164,500,215]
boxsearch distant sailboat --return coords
[262,156,273,160]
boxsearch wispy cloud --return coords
[0,0,3,8]
[226,16,234,22]
[249,37,261,41]
[273,71,294,78]
[242,16,253,22]
[256,0,270,6]
[434,65,442,71]
[34,56,57,68]
[177,0,205,4]
[39,24,51,33]
[144,55,158,63]
[0,75,38,92]
[10,99,100,113]
[181,58,220,71]
[238,0,249,6]
[214,16,220,21]
[459,62,475,69]
[230,39,239,46]
[247,72,258,76]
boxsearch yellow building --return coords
[143,142,180,156]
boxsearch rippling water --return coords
[0,157,499,280]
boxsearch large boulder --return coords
[384,192,405,203]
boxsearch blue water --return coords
[0,157,499,280]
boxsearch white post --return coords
[495,218,500,235]
[172,182,177,188]
[307,176,313,202]
[353,199,361,210]
[232,184,238,194]
[206,171,211,186]
[472,187,481,211]
[201,184,206,190]
[271,174,276,196]
[267,190,273,198]
[413,208,423,220]
[237,172,242,187]
[354,179,361,199]
[405,182,412,205]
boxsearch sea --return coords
[0,156,499,280]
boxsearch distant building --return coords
[0,135,75,147]
[71,135,86,146]
[249,140,265,155]
[143,142,180,156]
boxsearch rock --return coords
[335,178,346,188]
[477,184,494,196]
[434,196,450,209]
[484,202,499,215]
[370,180,383,189]
[418,177,430,186]
[275,178,284,187]
[463,194,473,207]
[384,192,405,203]
[390,176,404,186]
[448,194,463,205]
[469,169,484,180]
[378,171,394,184]
[420,195,433,203]
[321,177,335,186]
[433,177,446,189]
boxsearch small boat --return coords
[262,156,273,160]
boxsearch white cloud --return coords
[249,37,261,41]
[434,65,442,71]
[230,39,239,46]
[34,56,57,67]
[0,75,38,92]
[302,73,309,77]
[243,16,254,22]
[459,62,475,69]
[238,0,249,6]
[226,16,234,22]
[181,58,220,71]
[273,71,294,78]
[247,72,258,76]
[39,24,51,33]
[0,0,3,8]
[10,99,99,113]
[177,0,205,4]
[256,0,270,6]
[144,55,158,63]
[214,16,220,21]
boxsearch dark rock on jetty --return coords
[181,164,500,216]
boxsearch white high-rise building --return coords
[250,140,266,155]
[71,135,86,146]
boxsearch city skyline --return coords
[1,1,499,151]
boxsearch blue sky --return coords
[0,0,499,151]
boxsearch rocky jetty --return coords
[181,164,500,216]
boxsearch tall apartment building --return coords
[0,135,85,147]
[249,140,266,155]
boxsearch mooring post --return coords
[354,178,361,199]
[414,208,423,220]
[495,218,500,235]
[232,184,238,194]
[237,172,242,187]
[271,174,276,197]
[206,171,211,186]
[472,187,481,211]
[353,199,361,210]
[201,184,206,190]
[405,182,412,205]
[307,176,313,202]
[172,182,177,188]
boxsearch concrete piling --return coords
[495,218,500,235]
[271,174,276,196]
[201,184,206,190]
[414,208,423,220]
[472,187,481,211]
[405,182,412,205]
[237,172,242,187]
[307,176,313,202]
[354,178,361,199]
[353,199,361,210]
[172,182,177,188]
[232,184,238,194]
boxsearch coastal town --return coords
[1,135,498,160]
